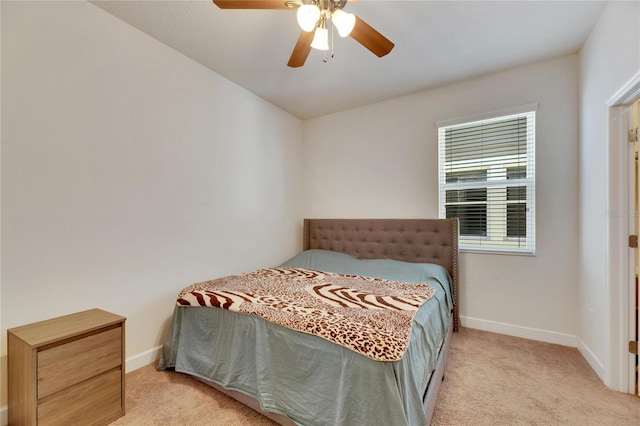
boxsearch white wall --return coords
[304,55,580,344]
[0,0,303,414]
[578,0,640,386]
[2,3,635,422]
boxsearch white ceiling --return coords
[91,0,607,119]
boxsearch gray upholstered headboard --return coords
[303,218,459,332]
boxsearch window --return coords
[438,105,536,254]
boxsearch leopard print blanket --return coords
[177,267,435,362]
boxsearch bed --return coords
[158,218,459,425]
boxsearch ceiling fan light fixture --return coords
[331,9,355,37]
[310,26,329,51]
[297,4,320,32]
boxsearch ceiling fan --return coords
[212,0,394,68]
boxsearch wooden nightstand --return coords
[8,308,126,426]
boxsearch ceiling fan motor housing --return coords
[291,0,348,12]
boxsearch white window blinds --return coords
[438,107,536,254]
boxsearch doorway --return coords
[628,100,639,395]
[607,71,640,395]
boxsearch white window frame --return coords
[437,104,537,255]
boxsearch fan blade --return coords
[350,16,394,57]
[212,1,291,10]
[288,31,314,67]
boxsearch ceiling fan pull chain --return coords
[330,19,335,59]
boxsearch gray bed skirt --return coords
[196,318,454,426]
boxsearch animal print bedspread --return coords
[177,267,435,361]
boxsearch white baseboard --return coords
[0,346,162,426]
[461,315,578,347]
[577,337,606,382]
[126,345,163,373]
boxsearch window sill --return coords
[459,247,536,256]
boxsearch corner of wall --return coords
[577,338,606,381]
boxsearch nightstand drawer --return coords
[38,368,122,426]
[38,326,122,399]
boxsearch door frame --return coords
[606,70,640,393]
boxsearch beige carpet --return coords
[111,328,640,425]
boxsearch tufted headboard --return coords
[303,218,459,332]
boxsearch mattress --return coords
[158,249,453,426]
